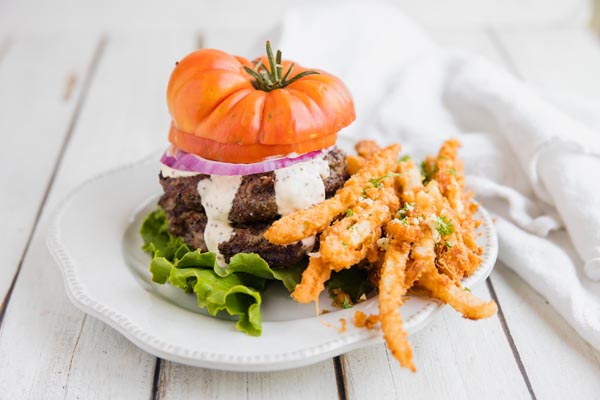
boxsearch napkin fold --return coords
[275,2,600,349]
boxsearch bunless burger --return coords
[157,42,355,268]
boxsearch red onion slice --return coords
[160,147,329,176]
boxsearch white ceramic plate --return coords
[47,151,498,372]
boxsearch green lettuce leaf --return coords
[140,206,189,259]
[140,208,304,336]
[326,267,374,303]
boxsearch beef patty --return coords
[158,147,348,267]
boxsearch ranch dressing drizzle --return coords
[274,155,330,216]
[197,175,242,267]
[160,164,200,178]
[301,235,316,252]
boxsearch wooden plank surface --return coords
[0,34,96,312]
[491,264,600,399]
[156,361,339,400]
[342,285,530,399]
[0,33,195,399]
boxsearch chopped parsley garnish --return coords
[369,172,402,188]
[435,215,455,237]
[448,167,456,175]
[345,208,354,217]
[420,161,438,182]
[445,240,454,248]
[464,287,471,292]
[342,297,352,309]
[342,242,349,248]
[397,202,415,218]
[398,154,411,162]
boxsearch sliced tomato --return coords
[169,124,338,163]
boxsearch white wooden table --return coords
[2,1,600,398]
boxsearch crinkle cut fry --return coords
[264,144,401,245]
[321,187,398,271]
[379,241,415,372]
[291,256,331,304]
[418,262,498,319]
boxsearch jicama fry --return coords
[320,192,396,271]
[378,241,415,372]
[291,256,332,304]
[428,141,482,278]
[385,219,421,243]
[355,139,381,158]
[405,227,435,288]
[264,144,401,244]
[346,155,365,175]
[396,157,423,203]
[417,263,497,319]
[424,182,478,280]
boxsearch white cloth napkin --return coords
[272,2,600,350]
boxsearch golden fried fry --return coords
[264,144,401,245]
[366,240,381,264]
[355,140,381,158]
[405,228,435,287]
[291,256,331,304]
[424,182,479,280]
[346,155,365,175]
[428,141,483,278]
[433,140,470,221]
[320,191,396,271]
[379,241,415,372]
[385,219,421,243]
[396,158,423,203]
[417,263,497,319]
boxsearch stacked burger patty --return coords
[158,147,348,267]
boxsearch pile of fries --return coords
[264,139,498,371]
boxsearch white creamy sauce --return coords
[197,175,242,267]
[192,155,330,267]
[274,156,330,216]
[301,235,316,252]
[160,164,200,178]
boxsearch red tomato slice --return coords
[169,124,338,164]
